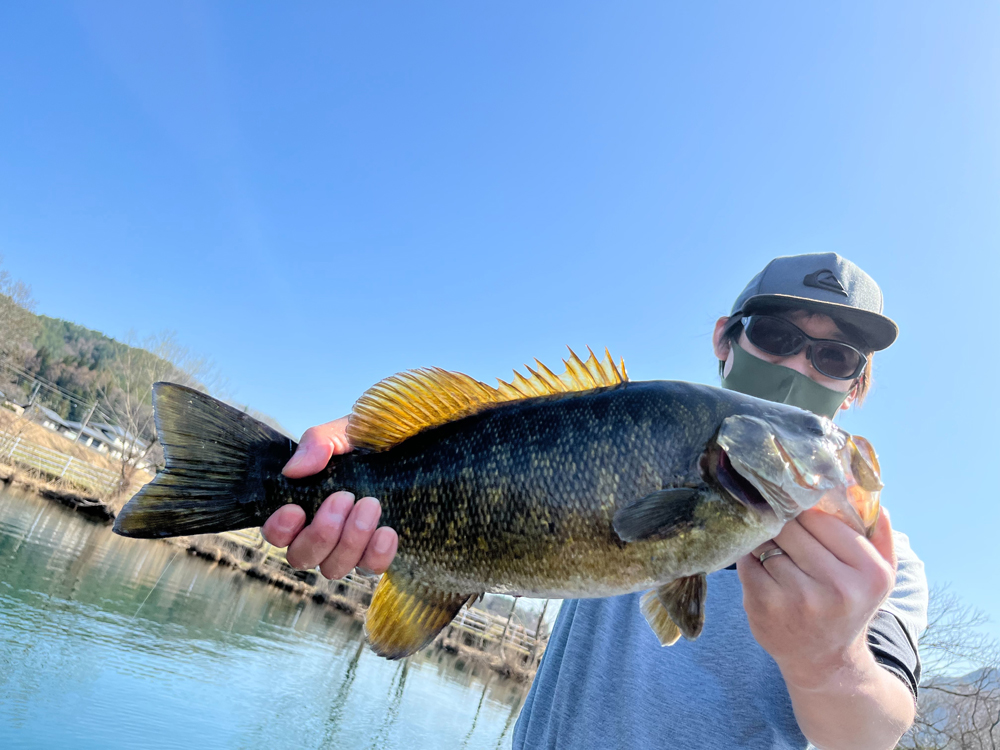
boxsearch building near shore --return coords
[26,404,74,438]
[24,404,150,467]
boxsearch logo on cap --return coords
[803,269,848,297]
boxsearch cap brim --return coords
[739,294,898,351]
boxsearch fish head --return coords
[713,410,882,537]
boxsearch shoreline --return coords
[3,467,541,682]
[0,463,117,522]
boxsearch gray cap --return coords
[729,253,898,351]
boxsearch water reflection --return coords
[322,638,366,742]
[367,659,409,750]
[0,489,527,749]
[461,672,494,749]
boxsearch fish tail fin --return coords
[113,383,296,539]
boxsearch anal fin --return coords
[640,589,682,646]
[365,568,478,659]
[658,574,708,641]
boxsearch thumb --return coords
[283,417,351,478]
[868,506,897,573]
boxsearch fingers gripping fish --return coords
[113,348,882,658]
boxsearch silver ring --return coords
[758,547,786,563]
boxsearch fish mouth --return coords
[702,445,775,519]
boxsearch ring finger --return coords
[750,540,805,586]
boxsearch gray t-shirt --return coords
[513,530,927,749]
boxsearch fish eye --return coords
[804,418,825,437]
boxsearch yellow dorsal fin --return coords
[347,347,628,451]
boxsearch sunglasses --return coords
[738,315,868,380]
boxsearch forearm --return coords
[782,639,915,750]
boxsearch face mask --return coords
[720,341,851,418]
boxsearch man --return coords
[261,253,927,749]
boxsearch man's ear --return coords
[713,317,732,362]
[838,381,859,411]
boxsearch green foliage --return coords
[31,315,128,371]
[18,314,174,422]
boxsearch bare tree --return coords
[899,586,1000,750]
[0,260,39,462]
[0,257,37,360]
[100,331,221,495]
[0,258,39,406]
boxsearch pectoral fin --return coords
[365,568,478,659]
[613,489,701,542]
[658,574,707,641]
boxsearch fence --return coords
[0,432,120,494]
[449,604,539,657]
[220,527,548,658]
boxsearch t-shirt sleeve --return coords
[867,528,928,701]
[867,609,920,700]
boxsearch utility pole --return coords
[531,599,550,663]
[73,402,98,443]
[26,381,41,407]
[499,597,518,657]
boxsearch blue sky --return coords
[2,3,999,636]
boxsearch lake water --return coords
[0,489,527,749]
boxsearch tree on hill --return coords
[0,259,39,400]
[0,260,37,357]
[100,330,224,494]
[23,316,130,421]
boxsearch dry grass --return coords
[0,408,153,483]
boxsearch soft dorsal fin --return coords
[347,347,628,451]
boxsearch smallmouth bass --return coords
[114,349,882,657]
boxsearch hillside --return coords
[16,315,142,422]
[6,310,288,439]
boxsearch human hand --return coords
[736,507,897,691]
[260,417,398,579]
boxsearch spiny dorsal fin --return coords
[347,347,627,451]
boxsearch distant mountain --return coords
[959,666,1000,689]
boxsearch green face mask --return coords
[720,341,851,418]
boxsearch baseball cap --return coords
[728,253,898,351]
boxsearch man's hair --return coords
[718,309,873,407]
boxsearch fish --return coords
[113,348,882,658]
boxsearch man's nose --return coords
[779,347,815,379]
